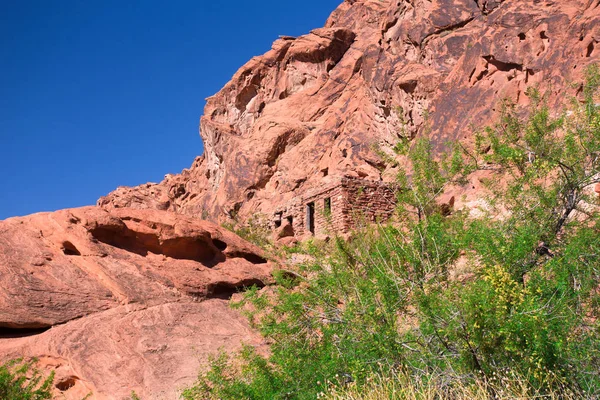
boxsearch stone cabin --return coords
[272,176,397,238]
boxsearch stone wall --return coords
[302,184,345,237]
[340,177,397,232]
[272,176,397,238]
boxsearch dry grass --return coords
[327,370,583,400]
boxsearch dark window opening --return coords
[274,212,283,228]
[287,216,293,226]
[306,202,315,234]
[324,197,331,216]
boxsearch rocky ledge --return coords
[0,207,272,399]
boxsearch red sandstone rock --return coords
[0,207,272,398]
[278,236,299,248]
[8,2,600,395]
[98,0,600,229]
[275,220,295,240]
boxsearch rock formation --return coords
[0,207,272,398]
[4,0,600,398]
[99,0,600,226]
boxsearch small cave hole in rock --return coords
[399,80,417,94]
[0,325,51,339]
[540,31,548,40]
[227,251,268,264]
[174,185,186,198]
[212,238,228,251]
[468,67,477,82]
[56,377,78,392]
[208,279,266,300]
[483,56,522,72]
[587,41,595,58]
[243,253,268,264]
[62,241,81,256]
[90,226,218,264]
[518,32,526,41]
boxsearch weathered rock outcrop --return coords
[5,1,600,398]
[98,0,600,225]
[0,207,272,399]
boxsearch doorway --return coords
[306,202,315,234]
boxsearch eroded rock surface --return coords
[8,1,600,396]
[0,207,271,399]
[98,0,600,224]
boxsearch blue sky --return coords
[0,0,341,220]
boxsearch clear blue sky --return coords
[0,0,341,220]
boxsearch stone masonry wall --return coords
[271,176,397,238]
[302,185,345,237]
[340,177,397,232]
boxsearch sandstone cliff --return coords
[99,0,600,225]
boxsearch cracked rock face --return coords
[0,207,271,399]
[98,0,600,224]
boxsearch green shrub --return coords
[0,358,54,400]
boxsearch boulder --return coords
[0,206,272,399]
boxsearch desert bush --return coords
[0,358,54,400]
